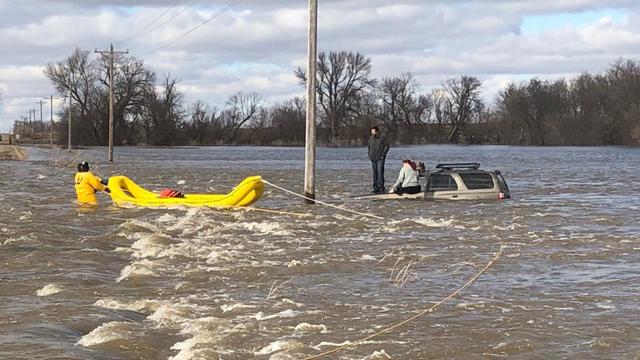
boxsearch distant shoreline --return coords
[0,145,27,160]
[16,143,639,150]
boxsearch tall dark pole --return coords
[96,43,128,162]
[38,100,44,128]
[49,95,54,146]
[68,74,73,150]
[304,0,318,204]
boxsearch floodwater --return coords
[1,145,639,360]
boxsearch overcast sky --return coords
[1,0,639,132]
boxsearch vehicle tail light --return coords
[498,192,505,200]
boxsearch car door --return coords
[425,173,461,200]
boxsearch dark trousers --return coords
[371,159,385,192]
[394,185,421,195]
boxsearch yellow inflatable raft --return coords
[107,175,264,208]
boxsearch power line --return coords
[140,0,240,57]
[119,0,201,45]
[116,0,186,45]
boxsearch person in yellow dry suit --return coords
[74,161,110,205]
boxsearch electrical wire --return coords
[139,0,240,56]
[116,0,186,45]
[120,0,201,45]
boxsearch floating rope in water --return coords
[302,245,505,360]
[263,179,384,220]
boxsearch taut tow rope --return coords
[262,180,384,220]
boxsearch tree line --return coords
[37,49,640,147]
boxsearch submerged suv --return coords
[422,163,510,200]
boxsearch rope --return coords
[302,245,505,360]
[262,180,384,220]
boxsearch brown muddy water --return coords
[1,145,639,360]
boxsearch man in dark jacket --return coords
[368,126,390,193]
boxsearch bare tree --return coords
[222,92,263,143]
[144,74,184,145]
[296,51,375,144]
[442,75,483,143]
[271,97,306,144]
[377,73,432,143]
[97,55,155,144]
[45,49,101,143]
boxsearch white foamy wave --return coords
[76,321,134,347]
[360,254,377,261]
[492,224,517,231]
[312,340,352,349]
[19,211,32,221]
[130,234,174,259]
[35,284,62,296]
[255,309,301,321]
[157,213,178,223]
[179,316,230,335]
[287,260,303,268]
[147,303,202,328]
[169,317,234,360]
[411,217,454,227]
[8,235,37,245]
[167,208,201,231]
[116,259,157,282]
[254,339,304,356]
[231,222,293,236]
[293,323,328,335]
[205,249,238,265]
[36,174,47,179]
[269,353,305,360]
[595,302,615,310]
[221,302,255,313]
[456,302,486,310]
[363,350,392,359]
[94,298,161,312]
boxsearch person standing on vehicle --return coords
[368,126,390,193]
[74,161,110,205]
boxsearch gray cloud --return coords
[1,0,639,131]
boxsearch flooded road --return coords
[1,145,639,359]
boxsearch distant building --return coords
[0,133,15,145]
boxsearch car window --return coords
[428,174,458,191]
[459,172,494,190]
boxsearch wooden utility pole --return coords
[37,100,45,128]
[31,109,37,137]
[68,70,74,150]
[49,96,53,146]
[46,95,62,146]
[95,43,128,162]
[304,0,318,204]
[68,93,72,150]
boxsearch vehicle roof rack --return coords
[435,162,480,170]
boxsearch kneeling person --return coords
[389,159,421,195]
[75,161,110,205]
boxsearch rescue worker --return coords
[74,161,110,205]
